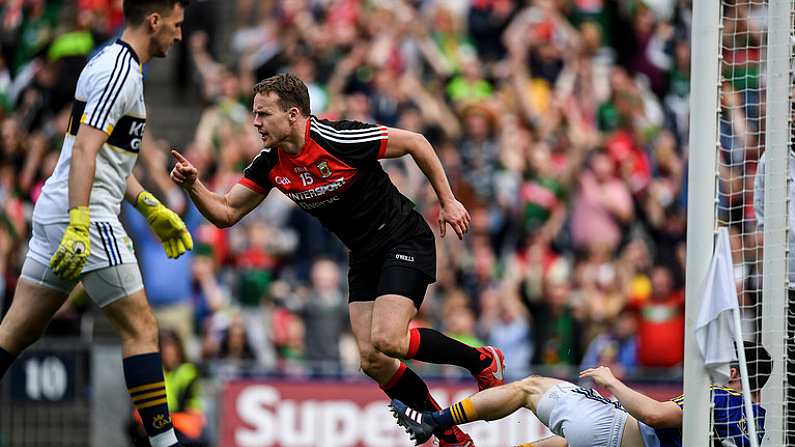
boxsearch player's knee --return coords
[0,322,42,352]
[515,376,540,396]
[371,332,406,358]
[515,375,548,408]
[359,348,386,376]
[1,310,51,350]
[512,377,531,395]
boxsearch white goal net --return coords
[686,0,793,445]
[711,0,793,445]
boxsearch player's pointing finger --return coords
[171,149,188,163]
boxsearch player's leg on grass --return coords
[103,289,180,447]
[0,279,70,379]
[351,299,473,445]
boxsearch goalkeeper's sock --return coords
[430,398,479,427]
[123,352,180,447]
[0,346,17,380]
[406,328,490,374]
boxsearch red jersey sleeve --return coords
[240,149,276,194]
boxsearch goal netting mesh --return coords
[716,0,793,444]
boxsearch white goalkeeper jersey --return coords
[34,40,146,223]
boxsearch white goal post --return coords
[683,0,721,443]
[684,0,793,445]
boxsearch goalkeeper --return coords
[392,341,770,447]
[0,1,191,447]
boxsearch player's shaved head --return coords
[124,0,190,25]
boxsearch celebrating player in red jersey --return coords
[170,73,505,446]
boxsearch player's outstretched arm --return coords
[383,127,470,239]
[170,150,264,228]
[579,366,682,428]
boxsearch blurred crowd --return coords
[0,0,769,389]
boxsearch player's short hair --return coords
[731,341,773,392]
[123,0,190,26]
[253,73,311,116]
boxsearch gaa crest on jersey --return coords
[739,417,752,438]
[317,160,333,178]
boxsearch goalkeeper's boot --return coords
[390,399,438,445]
[473,346,505,391]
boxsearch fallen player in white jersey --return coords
[392,341,770,447]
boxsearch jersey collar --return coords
[116,39,141,65]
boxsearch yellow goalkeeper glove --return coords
[50,206,91,280]
[135,191,193,259]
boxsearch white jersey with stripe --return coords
[33,40,145,223]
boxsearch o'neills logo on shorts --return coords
[396,254,415,262]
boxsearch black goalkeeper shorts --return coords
[348,226,436,309]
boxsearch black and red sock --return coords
[381,362,466,444]
[406,328,490,374]
[381,363,438,410]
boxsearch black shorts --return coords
[348,225,436,309]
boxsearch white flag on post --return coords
[695,227,740,384]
